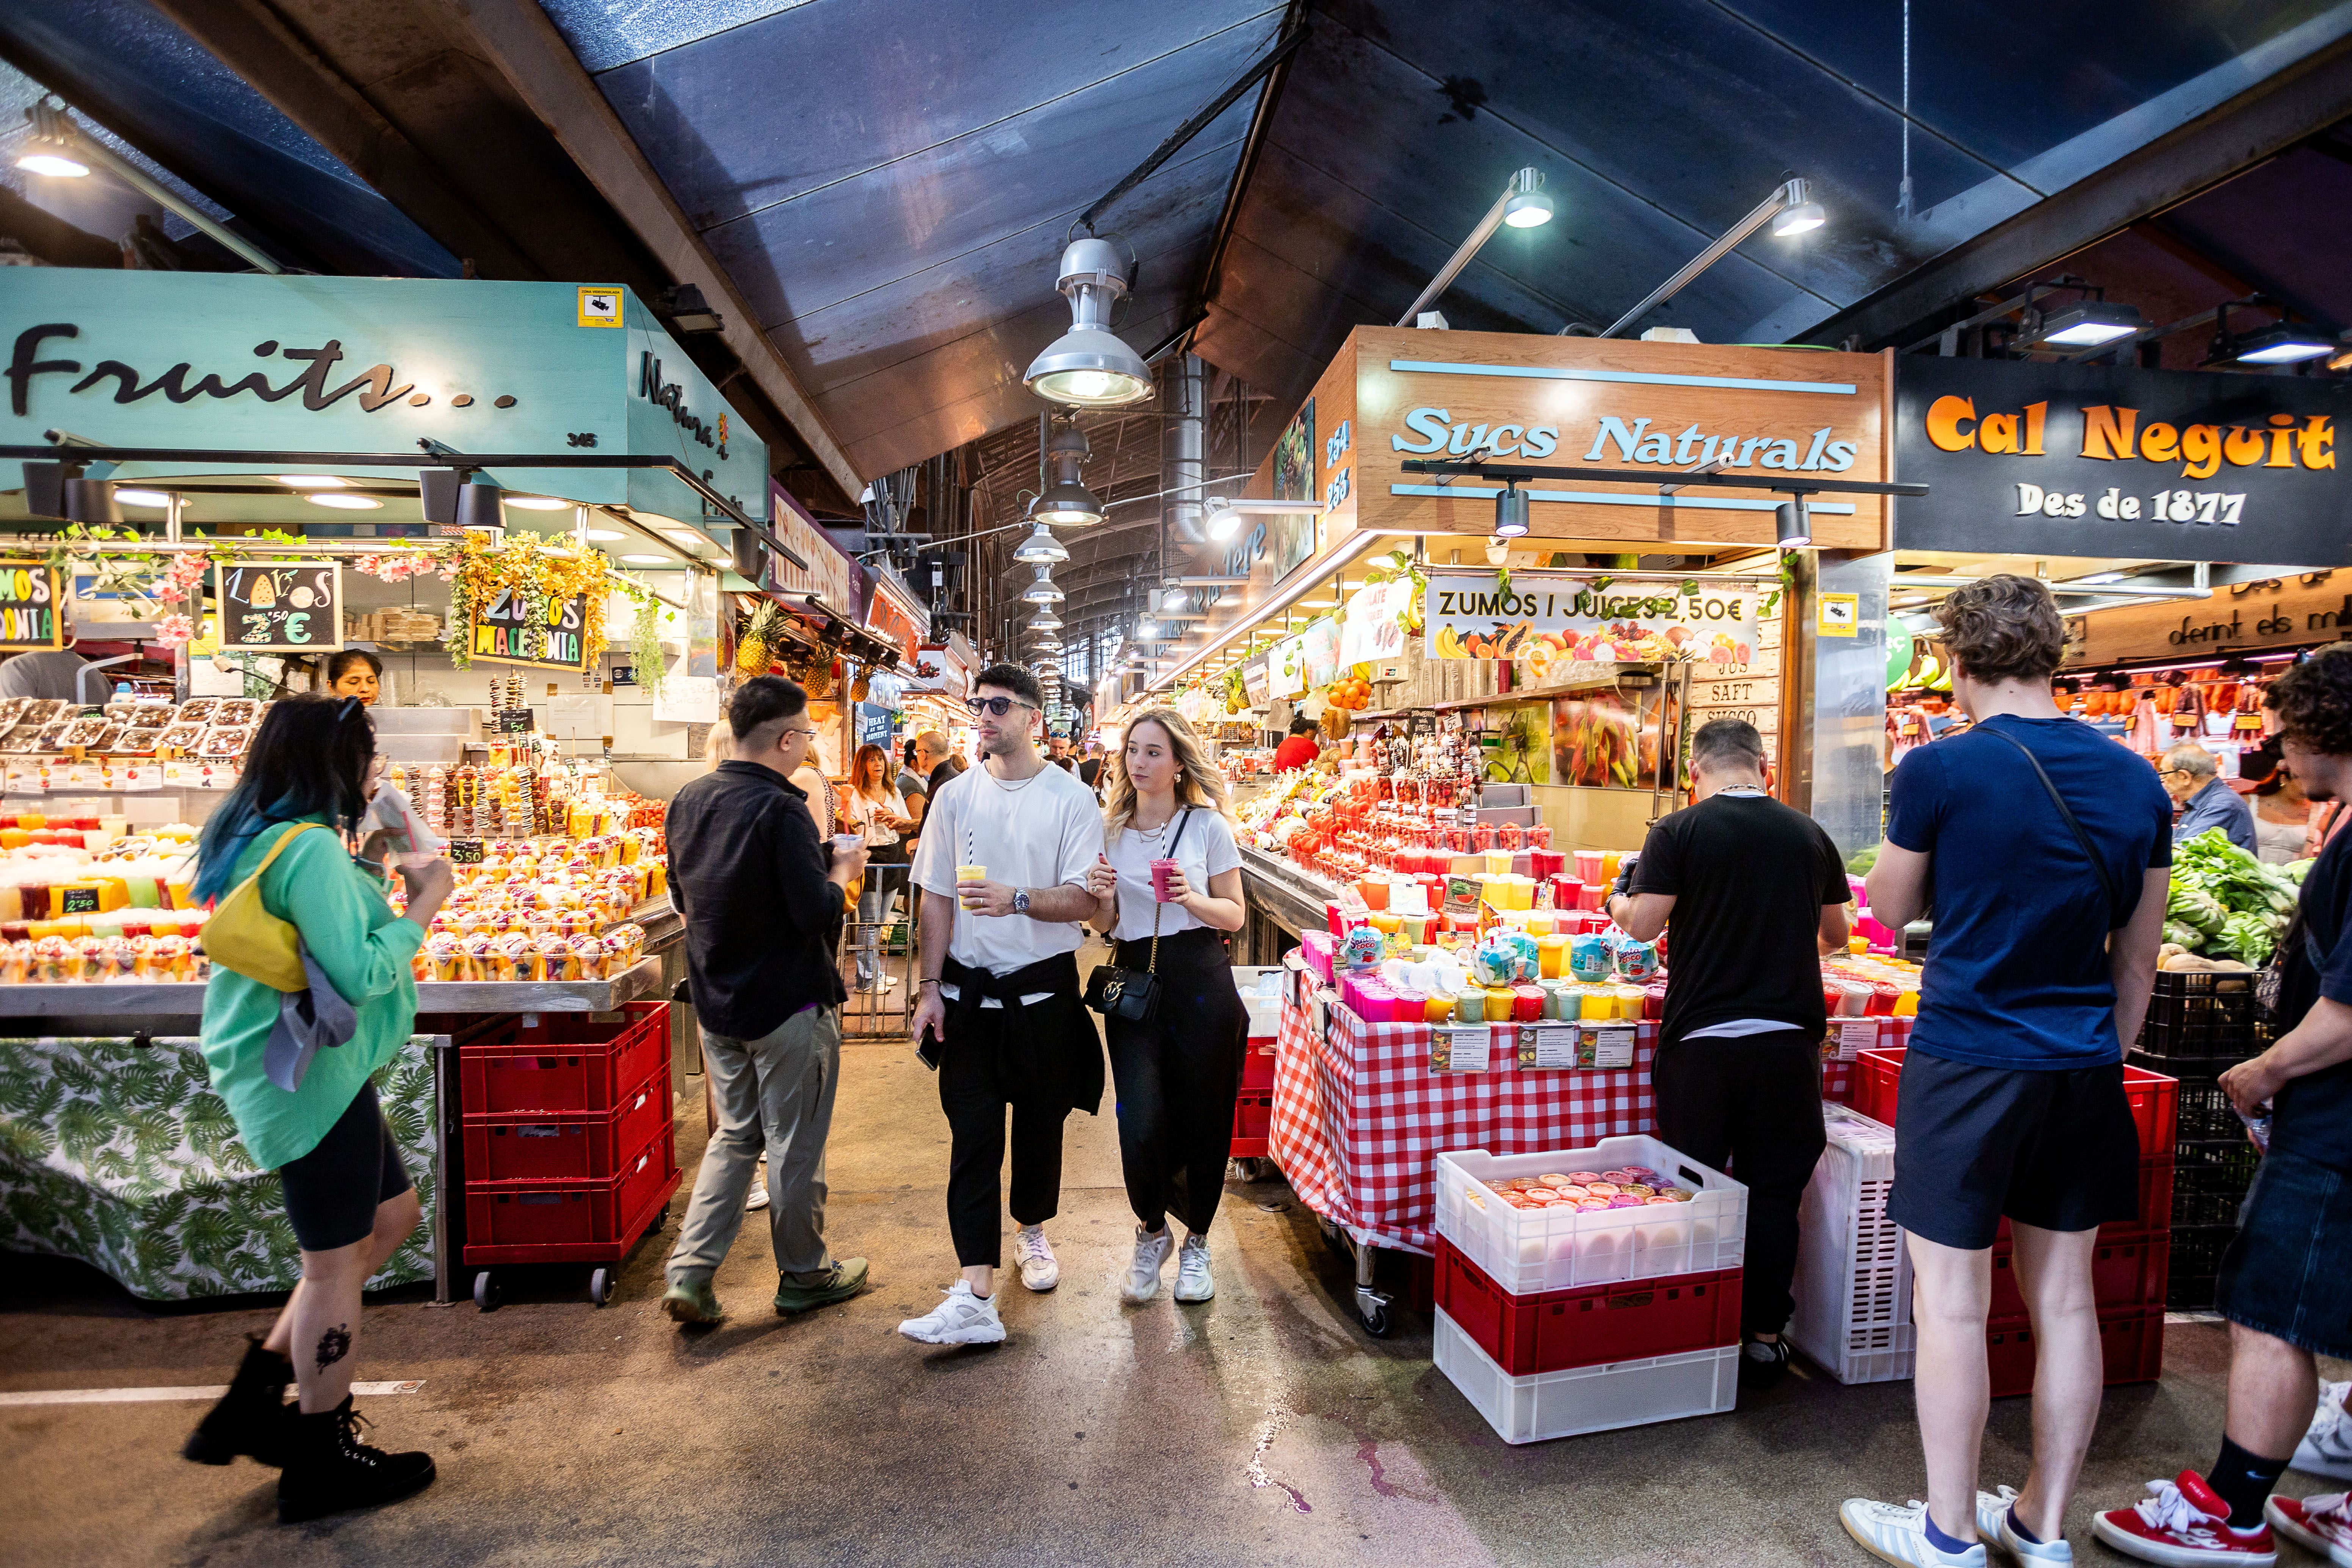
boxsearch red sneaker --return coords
[2265,1491,2352,1567]
[2091,1472,2278,1566]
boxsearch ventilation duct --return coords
[1160,352,1208,550]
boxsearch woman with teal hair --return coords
[180,694,455,1524]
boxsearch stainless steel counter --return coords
[1236,845,1339,963]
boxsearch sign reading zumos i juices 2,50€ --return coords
[1894,357,2352,567]
[1423,569,1762,664]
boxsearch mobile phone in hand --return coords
[915,1026,944,1071]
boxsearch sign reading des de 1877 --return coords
[1893,357,2352,566]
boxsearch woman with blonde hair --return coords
[841,742,914,989]
[1080,706,1248,1306]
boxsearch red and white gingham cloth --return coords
[1269,992,1658,1256]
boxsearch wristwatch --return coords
[1011,888,1031,915]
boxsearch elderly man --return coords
[2164,742,2258,855]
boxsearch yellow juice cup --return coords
[1368,911,1403,936]
[1537,933,1569,978]
[1424,993,1457,1024]
[1579,989,1614,1020]
[1601,852,1623,882]
[1482,987,1515,1022]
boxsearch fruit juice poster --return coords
[1299,616,1341,689]
[1551,689,1670,791]
[1424,570,1759,664]
[1483,703,1551,785]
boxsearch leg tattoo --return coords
[313,1323,352,1374]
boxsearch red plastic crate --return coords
[1990,1226,2170,1318]
[1241,1037,1276,1091]
[1853,1047,2178,1155]
[1230,1090,1272,1158]
[463,1124,676,1259]
[458,1001,669,1114]
[1435,1236,1742,1377]
[1985,1305,2166,1398]
[461,1071,670,1184]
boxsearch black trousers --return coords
[1104,927,1246,1235]
[939,996,1071,1269]
[1651,1029,1827,1335]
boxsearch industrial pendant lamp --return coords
[1021,567,1065,605]
[1025,236,1153,407]
[1493,482,1530,539]
[1031,422,1104,525]
[1026,609,1064,632]
[1013,522,1069,564]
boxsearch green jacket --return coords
[198,816,426,1171]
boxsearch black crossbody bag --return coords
[1083,808,1193,1024]
[1979,725,2129,930]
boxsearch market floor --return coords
[3,1034,2344,1568]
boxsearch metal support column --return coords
[1793,551,1894,859]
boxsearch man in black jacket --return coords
[660,677,871,1326]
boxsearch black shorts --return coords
[2215,1145,2352,1360]
[1885,1050,2142,1250]
[278,1081,414,1252]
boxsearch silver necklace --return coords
[984,760,1044,794]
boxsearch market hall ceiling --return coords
[6,0,2352,490]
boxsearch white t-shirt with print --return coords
[911,758,1102,997]
[1102,806,1243,943]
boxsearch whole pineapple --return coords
[735,601,782,676]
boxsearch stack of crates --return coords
[2129,969,2261,1310]
[1853,1046,2176,1396]
[1231,967,1283,1159]
[1430,1136,1748,1443]
[1788,1105,1913,1384]
[458,1002,680,1280]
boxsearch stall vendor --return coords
[2162,742,2258,854]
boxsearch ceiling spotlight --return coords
[1024,235,1153,407]
[655,283,724,335]
[2021,301,2144,349]
[113,489,171,508]
[506,495,572,511]
[1021,568,1065,605]
[277,474,347,489]
[1032,421,1104,525]
[309,492,383,511]
[1158,586,1189,609]
[582,528,625,541]
[1493,482,1530,539]
[620,553,671,565]
[1013,523,1069,564]
[1770,178,1825,236]
[1205,500,1243,542]
[2222,324,2334,367]
[1776,497,1813,548]
[1502,167,1553,228]
[1137,616,1159,639]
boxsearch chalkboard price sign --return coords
[469,588,591,671]
[214,561,343,653]
[0,560,65,650]
[447,838,485,865]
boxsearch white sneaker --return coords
[1174,1233,1214,1303]
[1014,1225,1059,1292]
[1976,1485,2073,1563]
[2298,1382,2352,1482]
[897,1281,1006,1345]
[1841,1498,1989,1567]
[744,1180,769,1212]
[1121,1227,1173,1304]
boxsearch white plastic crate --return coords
[1433,1136,1748,1296]
[1434,1306,1741,1444]
[1788,1103,1915,1385]
[1232,966,1283,1039]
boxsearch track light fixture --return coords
[1776,497,1813,548]
[1025,235,1153,407]
[1598,174,1825,338]
[1493,482,1530,539]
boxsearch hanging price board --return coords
[0,560,64,649]
[469,588,591,670]
[215,561,343,653]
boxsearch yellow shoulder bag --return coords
[202,822,327,992]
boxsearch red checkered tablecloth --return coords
[1269,991,1658,1256]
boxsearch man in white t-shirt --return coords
[898,665,1106,1347]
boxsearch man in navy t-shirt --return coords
[1842,575,2172,1568]
[2090,646,2352,1568]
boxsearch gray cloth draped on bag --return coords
[263,940,358,1092]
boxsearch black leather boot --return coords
[183,1335,293,1467]
[275,1396,436,1524]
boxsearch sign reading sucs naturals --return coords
[214,561,341,652]
[1424,570,1763,664]
[1894,357,2352,565]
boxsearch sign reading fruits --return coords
[1423,570,1764,666]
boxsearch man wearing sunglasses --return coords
[900,666,1107,1346]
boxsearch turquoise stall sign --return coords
[0,273,766,525]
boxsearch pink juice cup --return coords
[1150,858,1180,901]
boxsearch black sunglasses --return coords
[965,695,1034,717]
